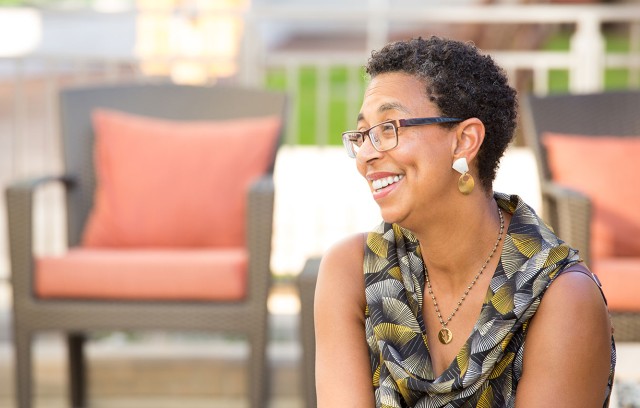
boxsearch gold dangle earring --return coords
[452,157,474,195]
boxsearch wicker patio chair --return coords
[6,83,287,407]
[521,90,640,342]
[298,257,321,408]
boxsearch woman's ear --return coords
[451,118,485,164]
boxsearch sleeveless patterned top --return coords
[363,193,616,407]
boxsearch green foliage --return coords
[266,66,367,146]
[0,0,26,6]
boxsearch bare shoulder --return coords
[545,265,606,311]
[315,232,367,314]
[516,264,613,407]
[529,265,612,352]
[318,233,366,279]
[539,265,609,316]
[314,232,376,406]
[535,264,611,336]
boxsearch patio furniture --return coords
[298,257,321,408]
[522,90,640,341]
[6,83,287,407]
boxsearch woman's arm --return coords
[314,233,376,407]
[515,268,612,407]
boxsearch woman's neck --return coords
[413,193,503,291]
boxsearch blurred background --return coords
[1,0,639,407]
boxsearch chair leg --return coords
[67,333,87,408]
[14,328,33,408]
[249,329,269,408]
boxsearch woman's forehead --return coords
[360,73,436,121]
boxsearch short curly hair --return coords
[366,36,518,191]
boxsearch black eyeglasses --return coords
[341,117,463,158]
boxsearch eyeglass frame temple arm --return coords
[399,117,462,127]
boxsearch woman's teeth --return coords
[372,175,404,191]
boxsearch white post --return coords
[534,64,550,96]
[367,0,390,53]
[570,10,605,93]
[239,9,260,87]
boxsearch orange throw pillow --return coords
[543,133,640,259]
[82,109,281,248]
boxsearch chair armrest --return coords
[540,181,592,264]
[298,257,321,408]
[246,174,275,304]
[5,175,74,301]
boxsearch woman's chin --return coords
[378,209,406,226]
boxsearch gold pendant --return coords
[438,328,453,344]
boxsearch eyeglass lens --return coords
[342,122,397,158]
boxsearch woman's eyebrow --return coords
[356,102,410,123]
[378,102,410,115]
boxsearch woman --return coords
[314,36,615,407]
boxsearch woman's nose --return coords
[356,135,382,162]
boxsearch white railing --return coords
[1,3,640,279]
[241,3,640,143]
[244,3,640,93]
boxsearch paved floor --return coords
[0,283,306,408]
[2,297,640,408]
[2,338,640,408]
[0,333,304,408]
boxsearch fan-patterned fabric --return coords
[363,193,615,407]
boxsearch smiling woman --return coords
[314,36,616,408]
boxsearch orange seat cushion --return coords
[36,248,248,301]
[593,258,640,312]
[82,108,281,248]
[543,133,640,260]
